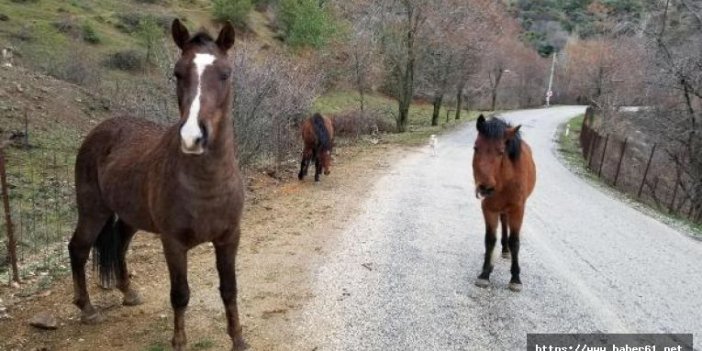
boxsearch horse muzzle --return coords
[475,185,495,199]
[180,141,205,155]
[179,124,208,155]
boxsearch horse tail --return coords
[92,215,125,288]
[312,113,331,151]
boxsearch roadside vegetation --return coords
[557,115,702,237]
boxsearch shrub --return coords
[53,17,80,37]
[232,44,322,168]
[105,50,144,71]
[332,110,396,136]
[277,0,333,48]
[82,22,101,44]
[252,0,276,11]
[212,0,253,28]
[115,13,142,33]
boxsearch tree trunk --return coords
[490,69,504,111]
[431,93,443,126]
[398,98,410,132]
[491,89,498,111]
[455,81,465,120]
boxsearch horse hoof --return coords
[122,290,143,306]
[501,251,510,259]
[475,278,490,288]
[81,310,105,324]
[508,282,523,292]
[232,336,249,350]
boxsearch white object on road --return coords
[429,134,438,156]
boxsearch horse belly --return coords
[98,163,157,232]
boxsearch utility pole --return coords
[546,52,557,107]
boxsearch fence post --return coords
[587,132,598,170]
[0,146,20,283]
[637,144,656,198]
[598,134,610,178]
[613,137,628,186]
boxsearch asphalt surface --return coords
[294,107,702,351]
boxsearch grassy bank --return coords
[314,91,479,146]
[556,114,701,237]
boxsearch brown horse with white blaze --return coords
[472,114,536,292]
[68,20,246,350]
[298,113,334,182]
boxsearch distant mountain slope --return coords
[506,0,646,55]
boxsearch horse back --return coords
[75,117,168,231]
[302,114,334,149]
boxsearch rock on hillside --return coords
[0,65,112,148]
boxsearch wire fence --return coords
[0,144,76,283]
[579,115,701,223]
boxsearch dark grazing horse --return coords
[472,114,536,292]
[68,20,246,350]
[298,113,334,182]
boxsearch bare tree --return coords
[646,0,702,221]
[375,0,433,132]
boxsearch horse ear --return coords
[216,22,236,52]
[476,114,486,133]
[172,19,190,50]
[505,125,521,140]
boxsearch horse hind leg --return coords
[500,213,510,259]
[314,148,322,182]
[114,220,142,306]
[68,211,113,324]
[298,148,312,180]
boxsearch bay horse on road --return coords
[298,113,334,182]
[68,20,246,350]
[472,114,536,292]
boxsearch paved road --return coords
[294,107,702,350]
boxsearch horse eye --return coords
[219,71,231,81]
[473,146,478,152]
[173,71,183,80]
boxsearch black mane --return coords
[477,116,522,161]
[188,32,214,46]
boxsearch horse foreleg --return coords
[476,209,499,288]
[162,238,190,351]
[314,149,322,182]
[68,213,111,324]
[115,220,142,306]
[507,206,525,292]
[214,234,246,351]
[500,213,510,258]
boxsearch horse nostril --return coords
[478,185,487,192]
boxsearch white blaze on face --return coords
[180,53,216,154]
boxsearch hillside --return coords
[507,0,646,55]
[0,65,111,150]
[0,0,214,62]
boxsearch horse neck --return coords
[161,113,237,182]
[500,143,528,185]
